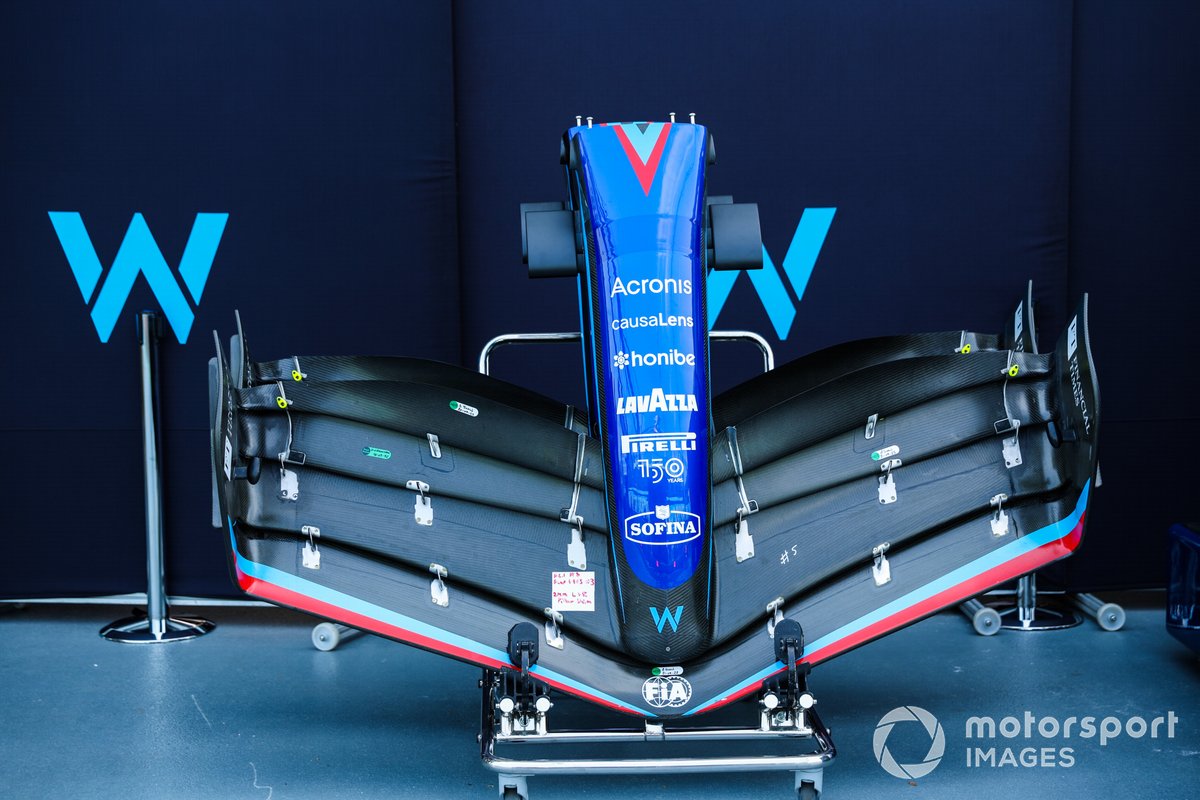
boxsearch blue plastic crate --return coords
[1167,523,1200,655]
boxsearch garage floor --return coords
[2,596,1196,800]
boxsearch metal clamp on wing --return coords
[407,480,434,526]
[429,563,449,607]
[275,381,300,502]
[543,608,564,650]
[990,493,1011,537]
[872,542,892,586]
[289,356,306,383]
[301,525,320,570]
[726,427,758,562]
[559,434,588,570]
[766,596,786,638]
[877,459,901,505]
[995,351,1024,468]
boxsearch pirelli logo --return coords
[619,432,697,454]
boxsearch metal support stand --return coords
[960,577,1127,634]
[101,312,214,644]
[311,622,366,651]
[479,670,834,799]
[479,330,774,375]
[991,575,1081,631]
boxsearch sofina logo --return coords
[624,506,701,546]
[873,706,946,780]
[707,208,836,340]
[49,212,228,343]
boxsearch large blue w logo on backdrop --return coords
[49,212,228,344]
[707,208,835,340]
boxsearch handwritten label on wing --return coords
[551,571,596,612]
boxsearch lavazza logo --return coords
[616,389,697,415]
[874,705,1181,780]
[613,348,695,370]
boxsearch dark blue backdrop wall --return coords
[2,1,1196,598]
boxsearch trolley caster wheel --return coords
[312,622,365,651]
[498,774,528,800]
[794,769,822,799]
[972,605,1002,636]
[1094,602,1126,632]
[312,622,342,651]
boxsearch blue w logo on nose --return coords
[708,208,836,340]
[650,605,684,633]
[49,212,228,344]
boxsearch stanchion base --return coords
[100,614,215,643]
[993,605,1082,632]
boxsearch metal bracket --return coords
[864,413,878,440]
[566,528,587,571]
[955,330,974,354]
[560,433,588,570]
[1003,351,1021,379]
[406,479,433,526]
[877,459,901,505]
[872,542,892,586]
[479,330,775,375]
[429,563,449,607]
[990,493,1011,537]
[727,427,758,562]
[543,608,564,650]
[995,418,1023,468]
[427,433,441,459]
[276,380,300,501]
[301,525,320,570]
[280,467,300,502]
[766,596,785,638]
[996,353,1024,468]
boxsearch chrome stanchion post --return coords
[101,311,214,643]
[992,574,1081,632]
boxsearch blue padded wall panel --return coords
[0,2,459,597]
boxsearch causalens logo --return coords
[49,212,228,343]
[708,208,836,340]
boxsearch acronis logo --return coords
[49,212,228,343]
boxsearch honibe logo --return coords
[49,212,229,343]
[708,208,836,340]
[873,706,946,780]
